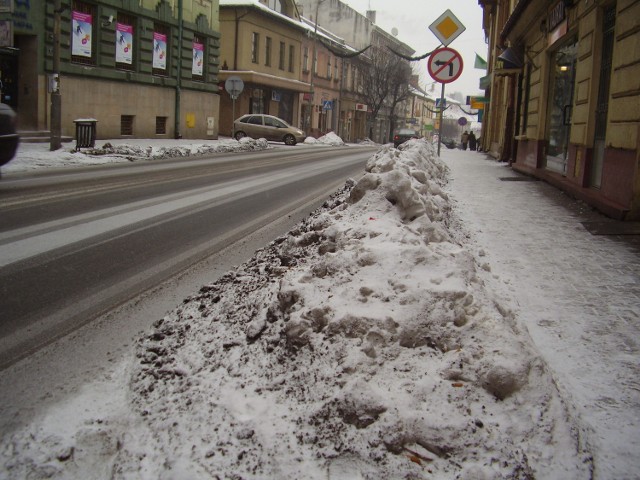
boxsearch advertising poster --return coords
[72,11,92,58]
[192,41,203,76]
[153,32,167,70]
[116,23,133,64]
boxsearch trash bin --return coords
[74,118,98,151]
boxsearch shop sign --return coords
[547,0,566,32]
[355,103,367,112]
[547,0,568,46]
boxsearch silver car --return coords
[233,114,305,146]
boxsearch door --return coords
[544,38,577,175]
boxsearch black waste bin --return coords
[74,118,97,151]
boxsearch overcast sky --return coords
[341,0,488,97]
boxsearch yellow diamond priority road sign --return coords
[429,9,466,47]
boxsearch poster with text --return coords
[192,42,203,76]
[72,11,92,58]
[153,32,167,70]
[116,23,133,64]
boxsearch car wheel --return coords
[234,131,247,140]
[283,134,297,146]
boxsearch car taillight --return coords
[393,135,399,140]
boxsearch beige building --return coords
[481,0,640,219]
[218,0,309,136]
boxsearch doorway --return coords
[544,37,577,175]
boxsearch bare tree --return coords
[357,45,413,141]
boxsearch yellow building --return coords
[481,0,640,219]
[218,0,309,136]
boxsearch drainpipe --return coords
[50,0,62,150]
[174,0,183,139]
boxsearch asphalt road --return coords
[0,146,374,368]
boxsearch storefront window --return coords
[545,37,577,174]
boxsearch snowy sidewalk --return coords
[441,149,640,479]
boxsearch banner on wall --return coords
[192,42,203,76]
[153,32,167,70]
[116,23,133,64]
[72,11,93,58]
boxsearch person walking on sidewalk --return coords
[468,131,477,151]
[461,131,469,150]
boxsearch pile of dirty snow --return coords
[117,139,589,479]
[304,132,346,146]
[3,137,269,173]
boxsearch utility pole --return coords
[306,0,325,135]
[174,0,183,139]
[50,0,62,151]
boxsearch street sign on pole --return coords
[224,76,244,100]
[225,76,244,138]
[428,9,466,47]
[427,47,464,84]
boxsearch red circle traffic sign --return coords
[428,47,464,84]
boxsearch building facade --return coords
[218,0,309,136]
[1,0,221,140]
[481,0,640,219]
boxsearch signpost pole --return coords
[437,82,445,156]
[232,96,236,139]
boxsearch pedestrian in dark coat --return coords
[468,132,477,151]
[461,131,469,150]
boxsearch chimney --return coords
[366,10,376,24]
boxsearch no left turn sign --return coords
[428,47,464,84]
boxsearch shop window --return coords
[71,1,96,66]
[153,23,170,76]
[156,116,167,135]
[121,115,134,135]
[192,35,205,82]
[115,12,136,71]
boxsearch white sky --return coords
[341,0,488,97]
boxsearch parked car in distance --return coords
[233,114,306,146]
[442,137,457,149]
[0,103,19,167]
[393,128,419,148]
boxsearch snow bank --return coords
[3,138,270,173]
[304,132,346,146]
[121,139,589,479]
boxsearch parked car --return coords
[442,137,457,149]
[393,128,419,148]
[233,114,306,146]
[0,103,19,167]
